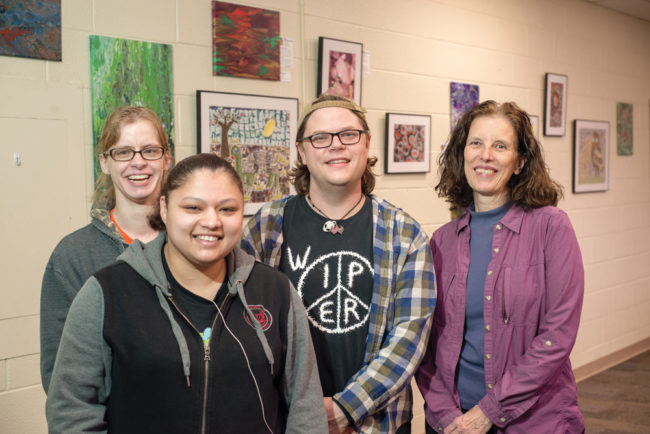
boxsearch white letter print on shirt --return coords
[289,248,373,334]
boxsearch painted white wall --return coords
[1,0,648,432]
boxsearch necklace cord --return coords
[306,194,364,223]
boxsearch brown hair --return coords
[92,106,170,209]
[291,94,378,196]
[148,153,244,231]
[436,100,563,209]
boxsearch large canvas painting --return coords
[450,82,479,129]
[212,1,280,80]
[0,0,61,60]
[197,91,298,215]
[616,102,633,156]
[90,35,174,179]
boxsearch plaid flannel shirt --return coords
[242,195,436,433]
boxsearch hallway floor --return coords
[577,350,650,433]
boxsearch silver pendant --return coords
[322,220,344,235]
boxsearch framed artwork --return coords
[573,119,609,193]
[616,102,633,155]
[212,1,280,80]
[450,82,479,129]
[544,73,568,136]
[529,114,540,141]
[0,0,61,60]
[90,35,174,179]
[317,37,363,105]
[384,113,431,174]
[197,90,298,215]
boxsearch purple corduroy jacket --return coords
[416,204,585,433]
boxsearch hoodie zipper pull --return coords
[204,343,211,361]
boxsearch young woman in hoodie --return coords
[46,153,327,434]
[40,106,171,392]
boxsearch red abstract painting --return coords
[212,1,280,81]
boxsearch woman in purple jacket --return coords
[416,101,584,433]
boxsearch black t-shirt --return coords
[279,195,374,396]
[162,247,228,346]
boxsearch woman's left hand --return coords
[444,405,493,434]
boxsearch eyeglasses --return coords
[105,146,166,161]
[298,129,368,149]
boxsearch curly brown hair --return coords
[291,94,378,196]
[436,100,563,209]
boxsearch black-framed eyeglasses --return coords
[105,146,166,161]
[298,129,368,149]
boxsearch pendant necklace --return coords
[306,194,364,235]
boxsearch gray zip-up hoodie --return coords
[46,232,327,433]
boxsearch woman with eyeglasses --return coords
[40,106,171,392]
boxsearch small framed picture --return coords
[384,113,431,174]
[196,90,299,214]
[528,114,540,141]
[616,102,633,155]
[317,37,363,105]
[450,81,479,129]
[544,73,568,136]
[573,119,609,193]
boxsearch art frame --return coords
[616,102,633,155]
[544,72,568,136]
[450,82,479,129]
[529,114,540,141]
[573,119,609,193]
[384,113,431,174]
[317,37,363,105]
[212,1,280,81]
[197,90,299,215]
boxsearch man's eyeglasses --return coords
[105,146,166,161]
[298,129,368,149]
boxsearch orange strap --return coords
[110,209,134,245]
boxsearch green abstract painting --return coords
[90,35,174,179]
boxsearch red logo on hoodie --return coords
[244,305,272,331]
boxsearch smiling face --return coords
[463,114,524,211]
[160,169,244,274]
[99,119,170,207]
[297,107,369,196]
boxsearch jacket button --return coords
[487,270,493,276]
[500,417,506,423]
[545,340,552,346]
[485,353,491,359]
[485,325,491,331]
[485,295,492,301]
[493,247,500,253]
[487,383,493,389]
[495,224,502,230]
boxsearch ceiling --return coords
[585,0,650,22]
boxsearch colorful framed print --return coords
[197,90,298,215]
[544,73,568,136]
[616,102,633,155]
[212,1,280,80]
[450,82,479,129]
[0,0,61,60]
[529,114,540,141]
[317,37,363,105]
[384,113,431,174]
[90,35,174,180]
[573,119,609,193]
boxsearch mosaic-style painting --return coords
[90,35,174,179]
[208,106,291,203]
[393,124,425,162]
[212,1,280,80]
[616,102,633,155]
[450,82,479,129]
[0,0,61,60]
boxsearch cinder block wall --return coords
[1,0,648,432]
